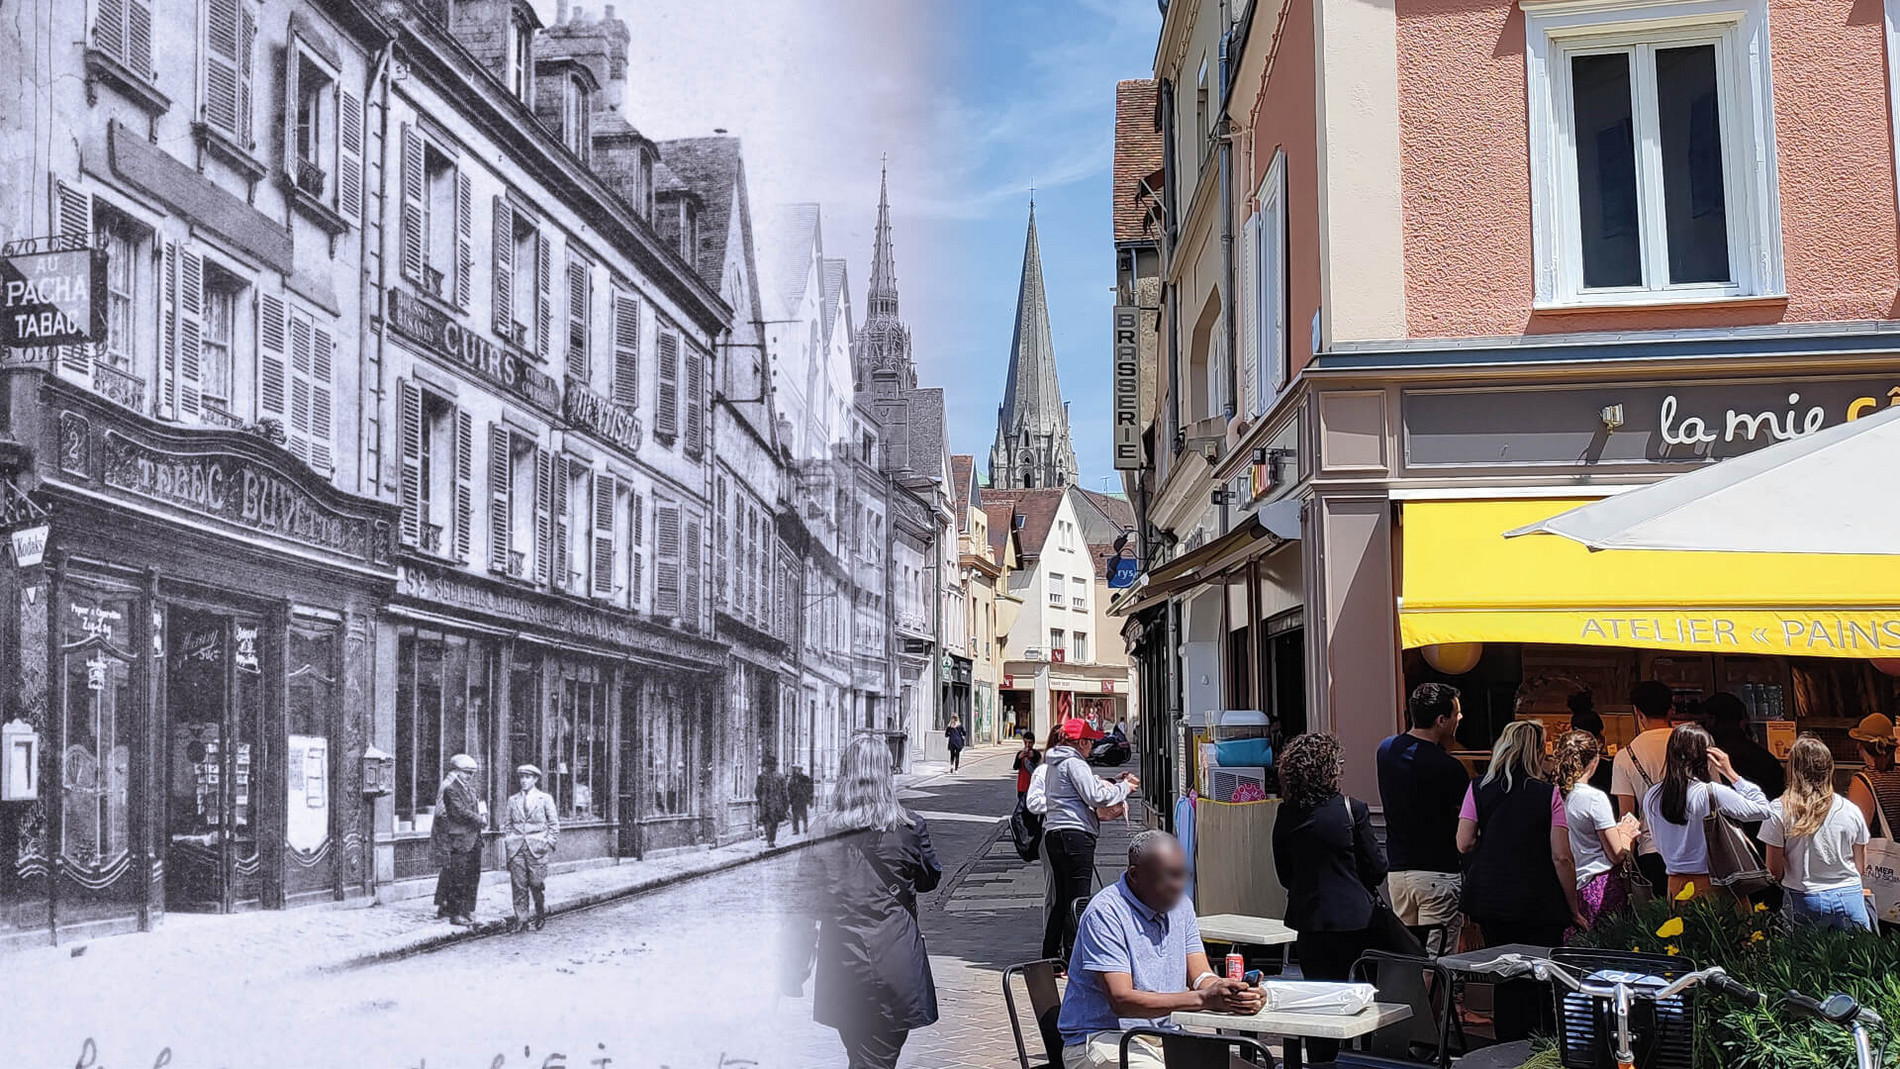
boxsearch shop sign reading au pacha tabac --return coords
[1,245,106,348]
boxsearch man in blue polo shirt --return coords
[1057,830,1263,1068]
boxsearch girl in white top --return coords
[1641,723,1774,902]
[1762,734,1872,931]
[1554,731,1642,928]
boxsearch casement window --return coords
[200,0,255,148]
[1524,0,1781,307]
[712,474,728,607]
[92,0,154,81]
[258,298,336,472]
[1070,575,1087,611]
[95,208,143,374]
[654,330,680,440]
[611,289,639,408]
[1241,151,1288,418]
[566,256,591,383]
[397,382,472,558]
[505,15,533,106]
[491,198,549,355]
[198,267,244,407]
[654,499,682,616]
[399,126,471,307]
[1073,632,1090,663]
[283,40,363,224]
[562,458,590,592]
[1049,628,1065,653]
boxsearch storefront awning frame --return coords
[1110,498,1302,618]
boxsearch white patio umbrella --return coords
[1506,404,1900,555]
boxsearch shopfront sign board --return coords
[1112,305,1142,470]
[563,381,642,452]
[1405,375,1900,468]
[1,245,105,348]
[1108,555,1139,589]
[385,288,561,416]
[10,523,48,568]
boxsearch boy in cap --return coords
[503,763,560,931]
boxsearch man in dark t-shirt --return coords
[1376,683,1470,955]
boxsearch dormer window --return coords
[506,16,533,105]
[640,154,655,220]
[563,75,590,162]
[676,199,697,262]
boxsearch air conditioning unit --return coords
[1022,647,1045,661]
[1207,765,1268,803]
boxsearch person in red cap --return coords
[1026,716,1139,962]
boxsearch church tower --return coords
[853,164,916,391]
[989,203,1080,490]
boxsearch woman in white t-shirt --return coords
[1555,731,1642,929]
[1642,724,1775,902]
[1762,734,1872,931]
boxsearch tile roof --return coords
[984,502,1016,560]
[761,203,822,317]
[978,486,1066,559]
[655,136,749,292]
[1074,488,1136,540]
[1084,542,1122,580]
[1113,79,1163,245]
[950,455,975,528]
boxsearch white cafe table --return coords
[1170,1002,1412,1069]
[1196,913,1296,947]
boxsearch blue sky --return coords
[599,0,1159,490]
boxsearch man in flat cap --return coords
[431,753,485,927]
[504,763,560,932]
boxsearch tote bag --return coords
[1857,773,1900,924]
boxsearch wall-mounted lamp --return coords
[1600,404,1625,431]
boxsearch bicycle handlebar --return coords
[1490,955,1764,1007]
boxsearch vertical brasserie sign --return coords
[1,241,106,348]
[1112,304,1142,470]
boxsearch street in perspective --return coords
[6,0,1900,1067]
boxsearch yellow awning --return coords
[1400,499,1900,659]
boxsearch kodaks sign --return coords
[1,244,106,347]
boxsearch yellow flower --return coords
[1753,902,1768,913]
[1750,931,1766,944]
[1632,946,1642,952]
[1655,917,1686,939]
[1665,945,1680,956]
[1675,881,1698,901]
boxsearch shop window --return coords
[399,383,472,559]
[1525,0,1780,307]
[392,629,496,829]
[644,679,691,817]
[60,591,136,872]
[285,624,338,896]
[546,663,607,820]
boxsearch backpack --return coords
[1010,796,1044,862]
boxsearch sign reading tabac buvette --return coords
[1,243,106,348]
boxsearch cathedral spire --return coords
[989,203,1080,490]
[866,163,899,323]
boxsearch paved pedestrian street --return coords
[11,743,1134,1068]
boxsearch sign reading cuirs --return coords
[1,245,106,348]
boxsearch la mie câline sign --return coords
[385,288,561,415]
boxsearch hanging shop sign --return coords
[563,382,643,452]
[0,240,106,348]
[1108,555,1139,589]
[385,288,561,415]
[1112,304,1142,471]
[9,524,47,568]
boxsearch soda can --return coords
[1225,952,1244,981]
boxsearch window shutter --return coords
[565,259,589,382]
[337,88,363,223]
[159,242,176,417]
[655,331,679,439]
[492,198,514,336]
[283,43,301,177]
[1238,213,1259,419]
[54,182,92,381]
[629,490,644,609]
[591,472,616,597]
[288,311,312,460]
[1265,163,1288,398]
[534,233,552,361]
[202,0,240,136]
[551,455,570,590]
[127,0,152,79]
[256,291,288,429]
[310,323,334,473]
[398,125,423,283]
[487,424,512,575]
[95,0,127,64]
[533,448,553,585]
[453,169,473,308]
[654,502,681,615]
[237,4,255,145]
[452,407,472,561]
[398,380,423,546]
[712,475,727,605]
[612,292,638,407]
[176,249,204,418]
[684,343,704,457]
[683,514,702,630]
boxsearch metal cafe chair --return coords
[1004,957,1068,1069]
[1334,951,1455,1068]
[1118,1026,1276,1068]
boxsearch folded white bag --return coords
[1258,981,1377,1015]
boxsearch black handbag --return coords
[1345,795,1427,957]
[1010,796,1044,862]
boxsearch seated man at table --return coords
[1057,830,1265,1068]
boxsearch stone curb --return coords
[316,830,848,973]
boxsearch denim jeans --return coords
[1784,886,1873,931]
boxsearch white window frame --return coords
[1523,0,1782,309]
[1254,151,1288,409]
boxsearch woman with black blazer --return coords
[1272,732,1389,1064]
